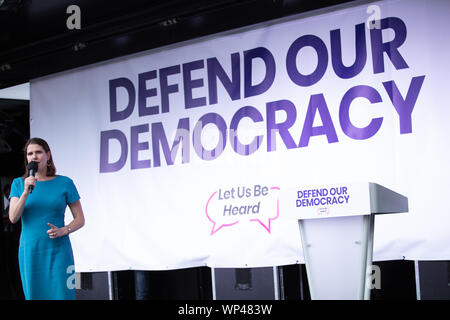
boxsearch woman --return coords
[9,137,85,300]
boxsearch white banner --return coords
[30,0,450,272]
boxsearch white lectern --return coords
[280,182,408,300]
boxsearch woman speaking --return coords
[9,137,85,300]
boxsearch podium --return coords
[280,182,408,300]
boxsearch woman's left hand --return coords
[47,223,68,238]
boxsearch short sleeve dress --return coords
[9,175,80,300]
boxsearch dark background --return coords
[0,0,357,90]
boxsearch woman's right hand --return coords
[24,175,36,194]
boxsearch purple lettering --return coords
[109,77,135,122]
[339,85,383,140]
[229,106,263,156]
[266,100,297,152]
[138,70,158,117]
[159,65,181,114]
[383,76,425,134]
[130,124,151,169]
[244,47,276,98]
[151,118,190,167]
[330,23,367,79]
[370,17,409,74]
[193,113,227,160]
[183,60,207,109]
[299,94,338,147]
[99,129,128,173]
[207,53,241,105]
[286,34,328,87]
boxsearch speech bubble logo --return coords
[249,186,280,233]
[205,185,280,235]
[205,191,240,235]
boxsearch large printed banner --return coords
[31,0,450,272]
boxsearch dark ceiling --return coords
[0,0,356,90]
[0,98,28,176]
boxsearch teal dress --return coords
[9,175,80,300]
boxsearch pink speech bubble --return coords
[205,186,280,235]
[249,186,280,233]
[205,191,239,235]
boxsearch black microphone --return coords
[27,161,38,194]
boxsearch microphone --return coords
[27,161,38,194]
